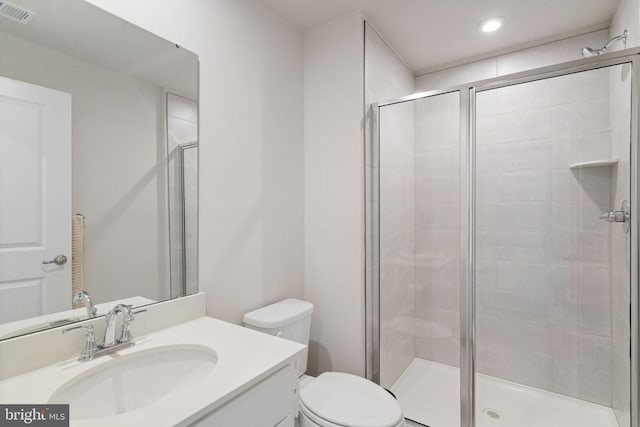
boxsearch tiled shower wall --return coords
[475,68,613,405]
[364,22,416,388]
[411,31,620,405]
[413,93,461,366]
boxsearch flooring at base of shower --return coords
[391,358,619,427]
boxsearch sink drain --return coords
[482,408,503,420]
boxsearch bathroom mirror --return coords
[0,0,199,340]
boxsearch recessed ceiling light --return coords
[481,18,503,33]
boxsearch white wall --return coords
[304,11,366,376]
[0,32,170,304]
[86,0,305,323]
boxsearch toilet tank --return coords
[243,299,313,376]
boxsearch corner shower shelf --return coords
[569,159,618,169]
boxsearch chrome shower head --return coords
[581,30,628,58]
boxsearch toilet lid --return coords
[299,372,402,427]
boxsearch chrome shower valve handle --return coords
[600,200,630,223]
[600,211,627,223]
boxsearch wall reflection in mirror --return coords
[0,0,199,340]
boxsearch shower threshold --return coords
[391,358,618,427]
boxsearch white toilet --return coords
[244,299,406,427]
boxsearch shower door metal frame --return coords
[176,142,199,297]
[367,46,640,427]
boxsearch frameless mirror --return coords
[0,0,199,340]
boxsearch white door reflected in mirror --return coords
[0,76,71,324]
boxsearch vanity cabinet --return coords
[190,364,298,427]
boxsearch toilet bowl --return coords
[244,299,406,427]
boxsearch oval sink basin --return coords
[49,345,217,420]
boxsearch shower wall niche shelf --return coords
[569,159,618,169]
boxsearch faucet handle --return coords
[128,308,147,321]
[119,308,146,343]
[63,324,97,361]
[63,324,94,334]
[121,304,134,320]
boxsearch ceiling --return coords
[263,0,620,74]
[0,0,198,98]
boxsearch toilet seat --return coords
[299,372,404,427]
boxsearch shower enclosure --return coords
[366,47,639,427]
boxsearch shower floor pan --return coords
[392,358,618,427]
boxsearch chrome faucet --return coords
[63,304,146,362]
[73,290,97,318]
[63,324,97,362]
[103,304,131,347]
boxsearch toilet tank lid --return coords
[243,299,314,328]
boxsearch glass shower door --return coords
[474,63,632,427]
[377,91,462,427]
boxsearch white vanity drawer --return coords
[190,365,296,427]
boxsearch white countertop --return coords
[0,316,305,426]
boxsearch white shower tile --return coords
[415,58,496,91]
[497,45,552,75]
[495,202,551,231]
[477,231,550,263]
[551,169,579,201]
[495,108,552,143]
[415,175,459,203]
[415,201,460,231]
[578,298,611,337]
[551,201,608,234]
[575,263,610,301]
[476,202,499,231]
[551,67,609,105]
[415,150,456,180]
[552,330,612,405]
[495,261,552,296]
[573,232,610,265]
[381,169,414,202]
[494,170,552,202]
[495,79,552,113]
[477,139,551,173]
[476,90,497,117]
[552,98,610,137]
[476,116,498,145]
